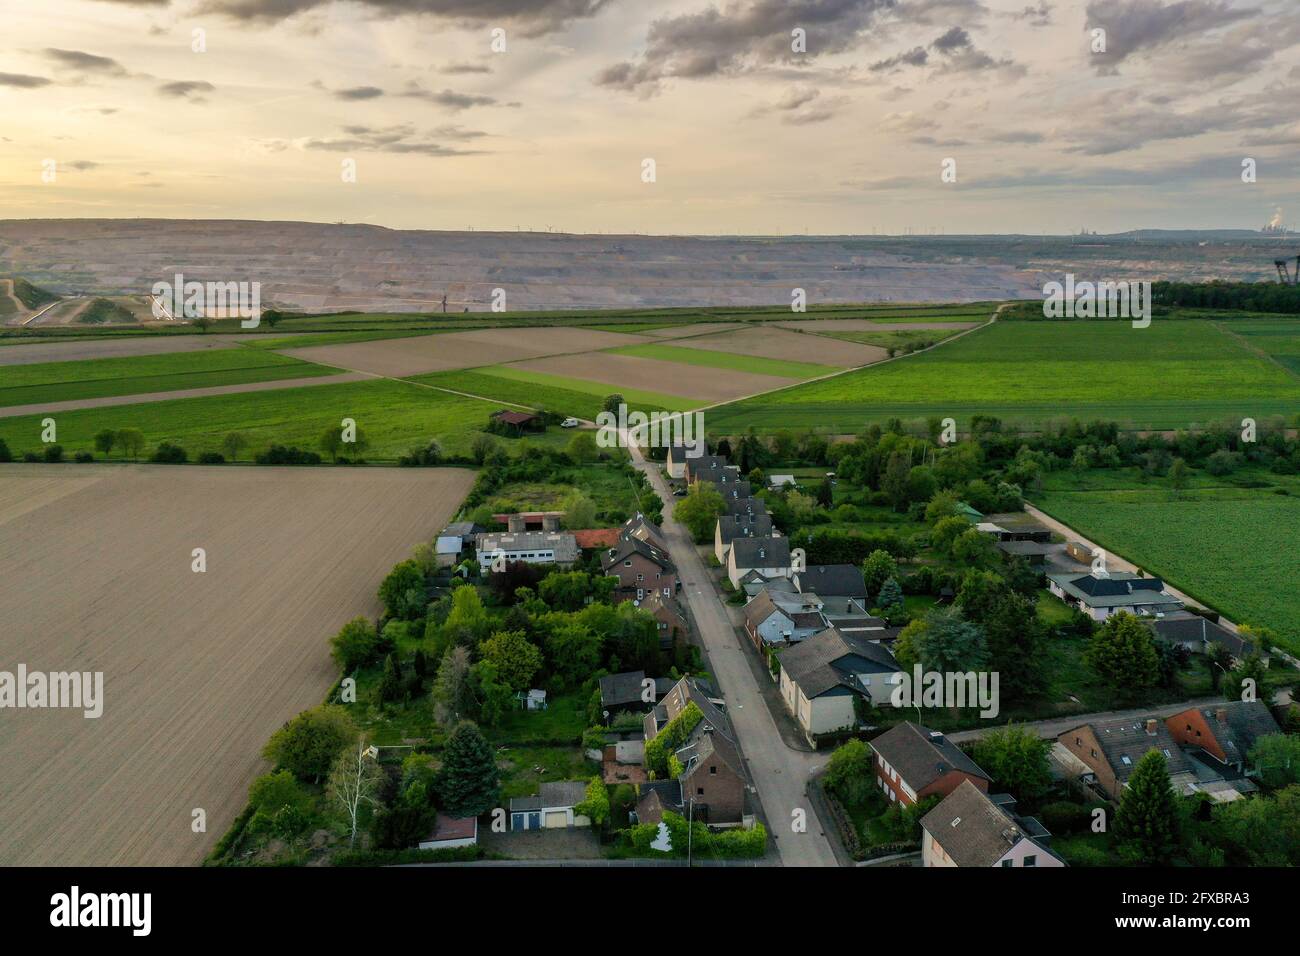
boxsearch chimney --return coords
[542,514,561,532]
[1215,708,1228,724]
[1145,719,1157,736]
[507,514,526,533]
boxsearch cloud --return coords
[595,0,895,93]
[43,48,129,76]
[260,123,490,157]
[1011,1,1052,25]
[870,25,1024,78]
[64,161,102,171]
[335,85,385,100]
[398,83,500,109]
[158,80,215,100]
[1085,0,1258,73]
[0,72,52,88]
[750,86,848,124]
[195,0,613,36]
[870,47,929,72]
[441,62,492,75]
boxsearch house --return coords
[723,496,768,518]
[994,539,1056,570]
[434,535,465,569]
[683,454,733,484]
[601,536,677,604]
[871,722,991,806]
[744,589,823,649]
[1150,612,1269,666]
[639,676,750,827]
[768,474,797,489]
[641,591,689,648]
[726,536,792,589]
[665,441,706,479]
[920,781,1064,868]
[778,627,903,744]
[417,814,478,850]
[715,481,754,502]
[793,564,868,611]
[692,463,744,490]
[1057,716,1197,801]
[1046,571,1184,621]
[1165,701,1281,775]
[714,513,775,564]
[475,530,580,571]
[976,512,1053,543]
[439,521,484,547]
[599,670,676,715]
[490,409,543,435]
[509,780,592,831]
[619,512,669,551]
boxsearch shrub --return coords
[42,444,64,463]
[0,438,12,462]
[197,451,226,465]
[74,451,94,463]
[23,451,40,463]
[255,445,322,465]
[330,616,381,672]
[398,440,443,467]
[150,442,188,464]
[1038,801,1093,835]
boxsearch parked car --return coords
[561,417,580,428]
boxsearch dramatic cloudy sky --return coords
[2,0,1298,233]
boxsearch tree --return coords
[443,585,490,643]
[931,516,969,554]
[602,394,625,414]
[437,721,500,817]
[862,549,897,601]
[262,705,358,783]
[561,490,597,530]
[567,431,599,463]
[480,629,543,692]
[545,621,602,690]
[1207,642,1234,692]
[93,429,116,457]
[675,482,725,543]
[1226,653,1267,703]
[377,653,404,704]
[575,777,611,827]
[1114,749,1182,864]
[330,616,381,672]
[823,739,874,805]
[378,558,426,620]
[319,425,345,463]
[881,451,911,510]
[972,726,1052,801]
[877,577,904,623]
[221,431,249,462]
[1168,457,1189,497]
[816,478,834,508]
[248,770,314,835]
[950,528,999,569]
[327,738,385,848]
[470,433,499,465]
[915,606,989,675]
[469,660,515,727]
[1085,612,1160,699]
[1248,734,1300,790]
[191,315,212,332]
[116,428,146,460]
[432,646,473,727]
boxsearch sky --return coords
[1,0,1299,235]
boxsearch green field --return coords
[608,342,838,378]
[0,348,335,407]
[1034,486,1300,652]
[0,378,504,460]
[1224,319,1300,375]
[410,366,699,419]
[709,319,1300,432]
[814,328,966,350]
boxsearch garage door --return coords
[544,810,569,828]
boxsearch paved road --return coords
[623,436,837,867]
[944,696,1228,745]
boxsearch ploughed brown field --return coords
[281,326,651,377]
[671,325,887,366]
[508,352,793,403]
[0,463,474,866]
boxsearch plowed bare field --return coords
[283,326,652,377]
[0,463,474,866]
[0,335,247,366]
[672,326,887,366]
[775,319,980,332]
[509,352,793,403]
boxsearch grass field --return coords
[709,319,1300,432]
[1222,319,1300,375]
[0,378,505,460]
[0,348,335,407]
[607,341,838,378]
[813,328,965,350]
[411,366,699,418]
[1034,485,1300,652]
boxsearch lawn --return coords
[608,342,838,378]
[0,348,335,407]
[0,378,504,461]
[410,366,698,418]
[1033,485,1300,652]
[492,690,588,745]
[1222,318,1300,375]
[708,319,1300,432]
[497,745,598,801]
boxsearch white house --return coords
[726,536,792,589]
[920,780,1065,868]
[777,627,902,744]
[1046,570,1183,621]
[475,530,579,572]
[714,512,774,564]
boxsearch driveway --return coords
[624,437,838,867]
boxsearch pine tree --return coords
[437,721,500,818]
[877,577,904,623]
[377,653,403,704]
[1114,749,1181,865]
[1085,612,1160,699]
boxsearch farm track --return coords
[0,463,475,866]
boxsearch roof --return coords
[769,474,797,486]
[573,528,621,549]
[423,813,478,844]
[920,780,1050,867]
[640,591,687,625]
[601,534,675,573]
[723,496,768,517]
[1170,700,1280,760]
[659,675,734,742]
[492,410,539,425]
[729,536,790,569]
[509,780,589,812]
[743,589,789,628]
[870,722,991,792]
[435,535,463,554]
[476,530,580,564]
[715,480,754,500]
[1150,613,1262,658]
[491,511,565,524]
[1048,571,1182,610]
[780,626,901,698]
[983,512,1052,535]
[1065,715,1192,784]
[441,521,482,539]
[600,670,652,708]
[796,565,867,599]
[620,513,668,549]
[716,513,774,544]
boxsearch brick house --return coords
[1164,701,1280,775]
[601,536,677,604]
[870,722,991,807]
[640,591,689,649]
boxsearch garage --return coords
[544,810,569,829]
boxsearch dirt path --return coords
[0,371,375,419]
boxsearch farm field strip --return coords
[669,325,888,367]
[0,463,475,865]
[0,378,505,459]
[0,334,247,365]
[417,364,699,413]
[507,352,783,405]
[0,349,335,407]
[604,341,838,378]
[774,319,981,332]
